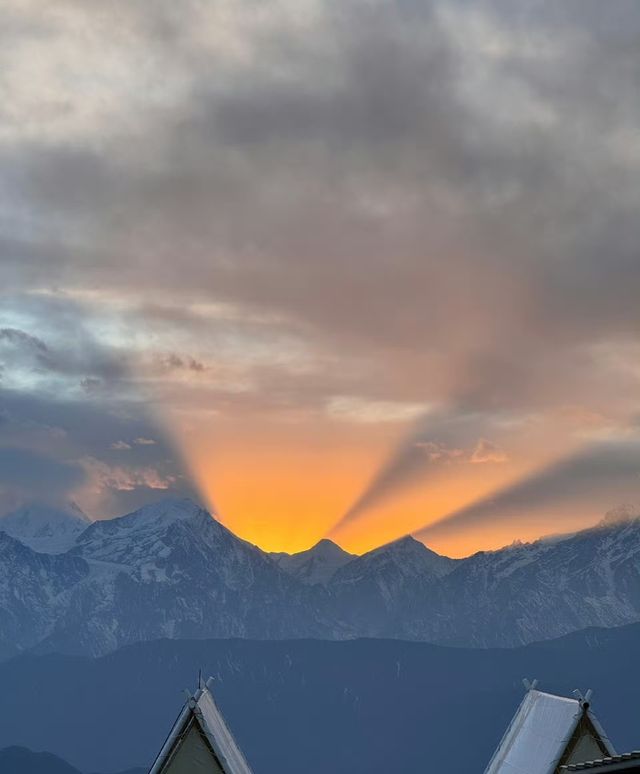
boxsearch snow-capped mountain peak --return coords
[71,497,221,566]
[5,497,640,658]
[599,503,640,528]
[354,534,455,578]
[114,497,211,528]
[0,502,91,554]
[272,538,355,585]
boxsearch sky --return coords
[1,0,640,557]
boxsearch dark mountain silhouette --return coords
[1,623,640,773]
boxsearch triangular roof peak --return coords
[484,683,615,774]
[149,677,253,774]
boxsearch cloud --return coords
[0,447,86,513]
[0,327,48,353]
[157,353,206,372]
[326,396,429,424]
[80,457,175,492]
[0,386,198,518]
[1,0,635,425]
[110,441,132,450]
[133,437,156,446]
[470,438,508,464]
[413,441,466,463]
[1,0,640,544]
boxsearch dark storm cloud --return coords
[414,440,640,541]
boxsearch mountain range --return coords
[2,497,640,658]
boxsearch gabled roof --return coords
[562,752,640,771]
[484,688,615,774]
[149,678,253,774]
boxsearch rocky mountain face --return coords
[39,499,335,656]
[0,532,89,660]
[326,535,457,637]
[2,497,640,657]
[426,516,640,647]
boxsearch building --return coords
[149,677,253,774]
[484,681,616,774]
[561,752,640,772]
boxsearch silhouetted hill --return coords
[0,746,145,774]
[1,623,640,773]
[0,746,81,774]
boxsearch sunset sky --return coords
[1,0,640,557]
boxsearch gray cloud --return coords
[0,385,198,518]
[0,446,85,507]
[157,353,206,372]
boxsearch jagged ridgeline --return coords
[2,497,640,659]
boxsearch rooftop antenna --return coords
[573,688,593,708]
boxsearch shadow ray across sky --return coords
[413,440,640,544]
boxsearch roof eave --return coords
[148,703,192,774]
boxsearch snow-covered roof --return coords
[562,751,640,771]
[149,678,253,774]
[484,688,615,774]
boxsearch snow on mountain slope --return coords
[420,514,640,647]
[271,539,355,585]
[0,502,91,554]
[71,498,218,567]
[2,497,640,657]
[38,498,337,656]
[325,535,457,637]
[334,535,455,583]
[0,532,89,659]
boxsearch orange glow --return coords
[424,505,608,558]
[170,415,398,553]
[329,453,534,555]
[163,406,600,558]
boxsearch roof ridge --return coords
[149,677,253,774]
